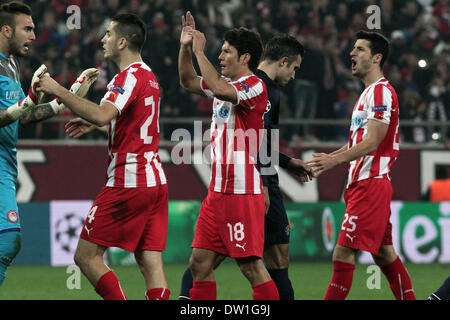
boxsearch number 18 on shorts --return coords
[192,191,265,258]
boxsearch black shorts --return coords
[264,186,290,245]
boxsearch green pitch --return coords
[0,262,447,300]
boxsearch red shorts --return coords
[80,184,168,252]
[338,178,393,254]
[192,191,265,258]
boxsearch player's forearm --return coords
[330,144,348,156]
[0,109,16,128]
[280,152,292,169]
[194,51,235,103]
[335,120,388,164]
[178,45,198,90]
[0,102,54,128]
[20,103,57,126]
[55,86,105,126]
[333,139,379,165]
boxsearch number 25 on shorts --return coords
[341,213,358,232]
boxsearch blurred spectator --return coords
[400,89,427,143]
[422,166,450,201]
[335,88,359,140]
[427,76,448,141]
[335,2,351,35]
[11,0,447,145]
[204,27,222,64]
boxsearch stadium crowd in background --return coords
[15,0,449,145]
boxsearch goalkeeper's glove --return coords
[7,64,47,120]
[49,68,100,114]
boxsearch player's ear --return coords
[372,53,382,65]
[279,56,289,67]
[240,52,251,66]
[118,37,127,50]
[1,25,13,39]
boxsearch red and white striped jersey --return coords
[346,77,400,188]
[100,62,166,188]
[200,74,268,194]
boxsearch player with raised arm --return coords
[37,13,170,300]
[306,31,415,300]
[178,35,313,300]
[178,11,279,300]
[0,1,97,288]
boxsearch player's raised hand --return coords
[183,11,195,30]
[180,11,196,46]
[6,64,47,120]
[28,64,47,104]
[36,73,62,96]
[69,68,99,98]
[47,68,99,114]
[65,117,96,138]
[191,30,206,55]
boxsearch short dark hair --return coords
[223,27,263,72]
[263,35,305,65]
[0,1,32,29]
[111,13,147,53]
[356,30,390,68]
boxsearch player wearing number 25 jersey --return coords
[340,76,398,253]
[345,76,399,189]
[307,30,414,300]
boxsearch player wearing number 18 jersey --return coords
[307,31,415,300]
[178,12,279,300]
[37,13,170,301]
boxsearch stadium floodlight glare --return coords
[431,132,440,140]
[418,59,427,68]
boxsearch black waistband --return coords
[0,228,21,234]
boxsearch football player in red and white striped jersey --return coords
[178,11,279,300]
[37,13,170,301]
[307,31,415,300]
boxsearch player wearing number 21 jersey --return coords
[37,13,170,300]
[102,62,166,188]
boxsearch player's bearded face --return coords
[104,40,120,61]
[8,14,35,57]
[350,39,373,78]
[353,56,371,78]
